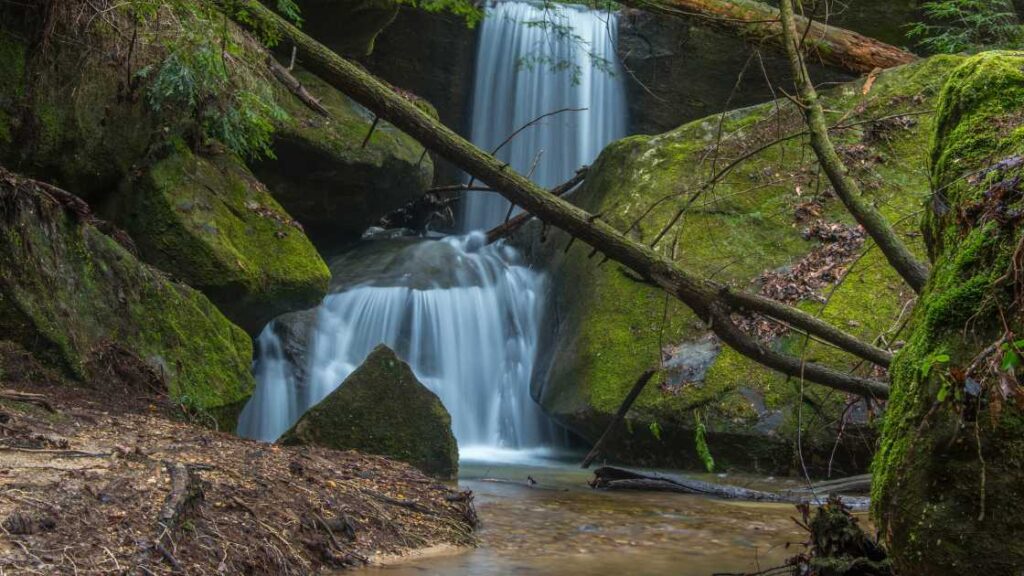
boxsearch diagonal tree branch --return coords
[777,0,930,294]
[224,0,890,399]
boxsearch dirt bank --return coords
[0,373,476,574]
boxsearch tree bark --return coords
[225,0,890,400]
[619,0,918,74]
[777,0,930,294]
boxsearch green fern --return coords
[908,0,1023,53]
[128,0,292,160]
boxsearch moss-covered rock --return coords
[252,69,434,254]
[528,55,965,475]
[106,148,329,334]
[872,51,1024,575]
[280,345,458,479]
[0,169,254,424]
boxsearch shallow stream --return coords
[363,458,809,576]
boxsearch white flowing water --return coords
[238,1,628,460]
[462,1,628,230]
[238,234,554,455]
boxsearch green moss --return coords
[539,55,965,474]
[107,148,329,333]
[0,174,253,416]
[872,52,1024,574]
[280,345,458,479]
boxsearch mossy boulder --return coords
[252,69,434,254]
[106,148,330,334]
[528,55,966,475]
[872,51,1024,575]
[280,345,458,479]
[0,169,254,428]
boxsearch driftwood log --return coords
[591,467,870,511]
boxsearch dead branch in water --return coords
[591,466,871,511]
[581,369,657,469]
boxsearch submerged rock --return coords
[0,169,253,429]
[107,149,330,334]
[528,55,966,475]
[280,345,458,479]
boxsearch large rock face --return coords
[526,55,964,475]
[280,345,458,479]
[618,0,921,135]
[0,169,254,428]
[106,149,330,334]
[872,52,1024,575]
[252,69,434,253]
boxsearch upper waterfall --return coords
[461,1,628,231]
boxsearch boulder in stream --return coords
[280,345,458,479]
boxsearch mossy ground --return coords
[280,345,459,479]
[107,147,329,333]
[872,51,1024,574]
[538,55,965,474]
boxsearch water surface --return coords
[364,460,808,576]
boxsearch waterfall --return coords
[238,234,552,455]
[238,1,627,461]
[462,1,628,230]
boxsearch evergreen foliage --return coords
[908,0,1023,53]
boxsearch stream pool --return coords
[362,458,811,576]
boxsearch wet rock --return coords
[280,345,458,479]
[360,6,479,184]
[297,0,401,57]
[873,51,1024,575]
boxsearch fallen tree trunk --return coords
[592,467,870,511]
[224,0,891,399]
[619,0,917,74]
